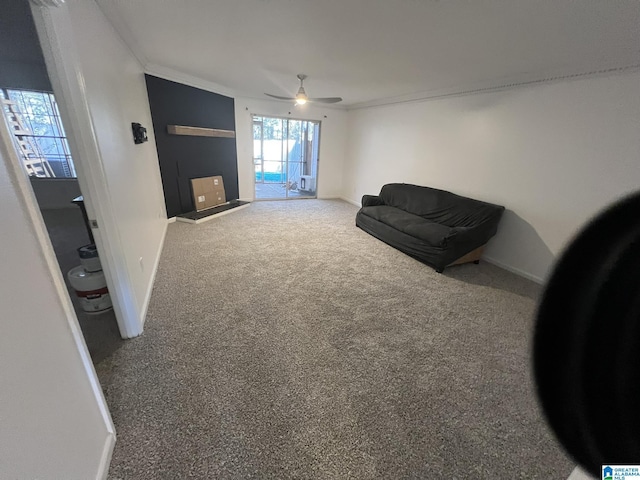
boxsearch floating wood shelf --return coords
[167,125,236,138]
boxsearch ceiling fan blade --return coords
[265,93,296,101]
[309,97,343,104]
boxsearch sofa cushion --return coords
[379,183,503,228]
[360,206,454,247]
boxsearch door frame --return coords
[31,2,143,338]
[250,113,322,201]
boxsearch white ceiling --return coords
[96,0,640,107]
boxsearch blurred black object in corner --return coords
[535,190,640,475]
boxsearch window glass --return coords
[1,88,76,178]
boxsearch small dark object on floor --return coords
[473,260,480,264]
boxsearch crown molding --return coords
[348,64,640,111]
[29,0,65,7]
[145,64,349,112]
[144,63,238,98]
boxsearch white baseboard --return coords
[483,255,545,284]
[140,221,168,327]
[167,216,176,223]
[96,433,115,480]
[339,196,361,207]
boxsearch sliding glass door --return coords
[253,115,320,200]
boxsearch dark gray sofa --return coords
[356,183,505,272]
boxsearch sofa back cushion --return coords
[379,183,504,228]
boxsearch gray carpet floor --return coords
[97,199,573,479]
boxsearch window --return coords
[1,88,76,178]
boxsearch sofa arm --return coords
[362,195,384,207]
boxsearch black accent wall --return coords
[145,75,238,217]
[0,0,52,92]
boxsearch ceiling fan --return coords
[265,74,342,105]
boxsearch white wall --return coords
[0,102,114,479]
[234,97,347,200]
[61,0,167,328]
[344,71,640,282]
[30,177,81,209]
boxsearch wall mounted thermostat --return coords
[132,122,148,144]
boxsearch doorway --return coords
[0,88,123,363]
[253,115,320,200]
